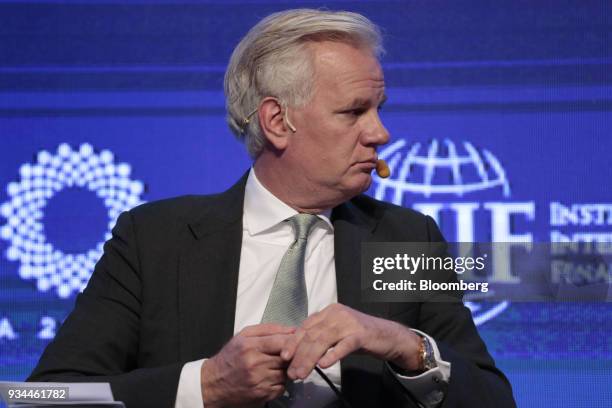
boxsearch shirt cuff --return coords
[174,359,206,408]
[386,329,451,408]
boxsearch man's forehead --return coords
[308,41,384,87]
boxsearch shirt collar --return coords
[244,168,333,236]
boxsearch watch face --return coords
[423,337,437,370]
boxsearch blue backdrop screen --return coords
[0,1,610,407]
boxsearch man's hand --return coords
[281,303,422,380]
[201,323,295,408]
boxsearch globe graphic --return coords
[373,138,510,205]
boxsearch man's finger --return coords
[266,384,287,401]
[263,355,291,369]
[287,326,339,380]
[281,327,307,361]
[264,367,289,386]
[255,334,294,356]
[240,323,295,337]
[318,335,360,368]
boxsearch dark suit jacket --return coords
[29,173,516,408]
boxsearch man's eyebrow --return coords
[341,95,387,109]
[345,98,370,108]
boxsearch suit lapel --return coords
[332,199,389,406]
[178,173,248,362]
[332,199,387,317]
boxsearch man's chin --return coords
[344,173,373,198]
[360,174,373,192]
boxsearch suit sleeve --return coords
[28,211,184,408]
[417,216,516,408]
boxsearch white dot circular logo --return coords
[0,143,146,299]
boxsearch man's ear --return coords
[258,97,292,150]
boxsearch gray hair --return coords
[224,9,384,157]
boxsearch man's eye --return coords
[344,109,365,116]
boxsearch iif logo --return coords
[373,138,537,324]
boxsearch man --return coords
[29,9,516,408]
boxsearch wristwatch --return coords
[420,336,437,371]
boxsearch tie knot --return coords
[288,213,319,241]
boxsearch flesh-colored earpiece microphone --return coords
[376,159,390,178]
[284,109,297,133]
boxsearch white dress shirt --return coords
[175,169,450,408]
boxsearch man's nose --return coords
[363,111,390,146]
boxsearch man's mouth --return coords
[354,159,378,168]
[353,161,377,174]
